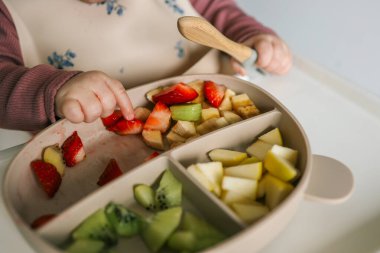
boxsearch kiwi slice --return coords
[72,208,118,246]
[65,239,105,253]
[105,202,141,237]
[141,207,183,252]
[167,230,197,252]
[155,169,182,210]
[134,184,156,211]
[170,103,202,121]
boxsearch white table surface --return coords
[1,57,380,253]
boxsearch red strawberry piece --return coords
[107,118,143,135]
[97,159,123,186]
[101,110,123,128]
[143,101,171,133]
[62,131,85,167]
[144,151,160,162]
[152,82,198,105]
[31,214,56,229]
[204,80,226,108]
[31,160,62,198]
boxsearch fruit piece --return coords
[235,105,260,119]
[258,128,283,146]
[264,151,299,182]
[187,79,204,103]
[224,162,262,180]
[221,176,257,200]
[142,207,182,252]
[271,144,298,166]
[42,145,65,176]
[72,208,118,246]
[107,119,143,135]
[204,80,226,108]
[208,149,247,167]
[166,130,186,144]
[152,82,198,105]
[240,156,261,165]
[170,103,202,122]
[97,159,123,186]
[196,162,223,196]
[155,169,182,210]
[187,165,214,192]
[221,190,254,206]
[134,184,156,211]
[167,230,197,252]
[220,110,242,124]
[101,110,123,128]
[62,131,85,167]
[144,101,171,133]
[142,130,165,150]
[171,120,196,138]
[263,174,294,209]
[30,160,62,198]
[145,86,164,103]
[230,93,253,111]
[66,239,105,253]
[30,214,56,229]
[201,107,220,122]
[144,151,160,162]
[134,107,151,122]
[231,202,269,223]
[246,140,273,160]
[196,117,228,135]
[218,88,236,111]
[105,202,141,237]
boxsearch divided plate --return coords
[2,74,312,253]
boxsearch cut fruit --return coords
[134,184,156,211]
[145,86,164,103]
[30,160,62,198]
[171,120,196,138]
[220,110,242,124]
[224,162,262,180]
[246,140,273,160]
[264,151,298,182]
[196,117,229,135]
[258,128,283,146]
[42,145,65,176]
[30,214,56,229]
[166,130,186,144]
[105,202,141,237]
[107,119,143,135]
[133,106,151,122]
[235,105,260,119]
[152,82,198,105]
[264,174,294,209]
[62,131,85,167]
[231,93,253,111]
[141,207,182,253]
[218,88,236,111]
[240,156,261,165]
[142,130,165,150]
[271,144,298,166]
[65,239,105,253]
[208,149,247,167]
[231,202,269,223]
[144,101,171,133]
[221,190,255,206]
[167,230,197,252]
[187,79,204,103]
[144,151,160,162]
[201,107,220,122]
[196,162,223,196]
[204,80,226,108]
[72,208,117,246]
[221,176,257,200]
[97,159,123,186]
[101,110,123,128]
[155,169,182,210]
[187,165,214,192]
[170,103,202,122]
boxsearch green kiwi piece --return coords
[142,207,183,252]
[105,202,141,237]
[170,103,202,121]
[72,208,118,246]
[167,230,197,252]
[155,169,182,210]
[65,239,105,253]
[134,184,156,211]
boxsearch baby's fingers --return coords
[106,79,135,120]
[60,98,84,123]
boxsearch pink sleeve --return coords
[190,0,276,43]
[0,1,81,131]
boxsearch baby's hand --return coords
[232,34,292,75]
[55,71,135,123]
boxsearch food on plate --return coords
[208,149,247,167]
[62,131,85,167]
[106,119,144,135]
[104,203,141,237]
[195,162,223,197]
[152,82,198,105]
[97,159,123,186]
[101,110,123,128]
[142,129,165,150]
[258,128,283,146]
[264,151,298,182]
[203,80,226,108]
[42,145,65,176]
[170,103,202,121]
[30,160,62,198]
[134,184,156,211]
[143,101,172,133]
[134,107,151,122]
[155,169,182,210]
[144,151,160,162]
[231,202,269,223]
[65,239,105,253]
[260,174,294,209]
[30,214,56,229]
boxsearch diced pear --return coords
[218,88,236,111]
[264,151,298,181]
[264,174,294,209]
[201,108,220,122]
[220,111,242,124]
[257,174,268,199]
[221,190,255,206]
[43,145,65,176]
[221,176,257,200]
[187,80,204,103]
[142,130,165,150]
[231,93,253,111]
[145,87,164,103]
[235,105,260,119]
[171,120,196,138]
[208,149,247,167]
[270,145,298,166]
[196,162,224,197]
[213,117,229,129]
[166,130,186,144]
[224,162,262,180]
[231,202,269,223]
[134,107,151,122]
[187,165,214,192]
[240,156,260,165]
[258,128,283,146]
[246,140,273,160]
[196,117,228,135]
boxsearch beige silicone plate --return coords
[3,74,351,253]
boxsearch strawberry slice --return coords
[144,151,160,162]
[31,214,56,229]
[101,110,123,128]
[31,160,62,198]
[204,80,226,108]
[107,119,143,135]
[144,101,171,133]
[62,131,85,167]
[97,159,123,186]
[152,82,198,105]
